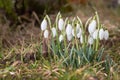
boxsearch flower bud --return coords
[51,27,56,38]
[67,34,73,41]
[66,24,72,35]
[76,23,80,33]
[88,20,96,34]
[59,34,64,42]
[99,28,104,40]
[104,30,109,40]
[88,36,94,45]
[58,18,64,31]
[76,24,82,38]
[41,19,47,31]
[44,30,49,38]
[92,29,98,39]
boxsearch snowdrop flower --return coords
[88,36,94,45]
[92,29,99,39]
[67,34,73,41]
[99,28,104,40]
[77,29,82,38]
[44,30,49,38]
[41,19,47,31]
[76,23,80,33]
[76,24,82,38]
[88,20,96,34]
[58,18,64,31]
[104,30,109,40]
[80,35,83,44]
[10,72,15,75]
[51,27,57,38]
[59,34,64,42]
[66,24,72,35]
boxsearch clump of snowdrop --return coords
[40,12,110,68]
[40,12,109,48]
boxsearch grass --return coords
[0,16,120,80]
[0,38,119,80]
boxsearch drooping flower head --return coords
[99,28,104,40]
[88,36,94,45]
[59,34,64,42]
[92,29,99,39]
[104,30,109,40]
[67,34,73,41]
[41,18,47,31]
[76,23,82,38]
[88,20,97,34]
[44,30,49,38]
[66,24,72,36]
[58,18,64,31]
[51,27,57,38]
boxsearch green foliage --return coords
[0,0,14,14]
[0,0,17,21]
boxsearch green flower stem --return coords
[95,12,100,51]
[55,12,60,30]
[46,15,52,56]
[56,13,62,52]
[63,18,68,55]
[77,16,85,47]
[85,17,92,30]
[46,15,52,29]
[75,37,79,50]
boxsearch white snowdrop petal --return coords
[93,29,98,39]
[59,34,64,42]
[104,30,109,40]
[66,24,72,35]
[51,27,57,37]
[76,24,81,34]
[88,36,94,45]
[76,23,80,32]
[44,30,49,38]
[67,34,73,41]
[58,18,64,31]
[72,29,75,36]
[10,72,15,75]
[77,31,81,38]
[88,20,96,34]
[99,28,104,40]
[41,19,47,31]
